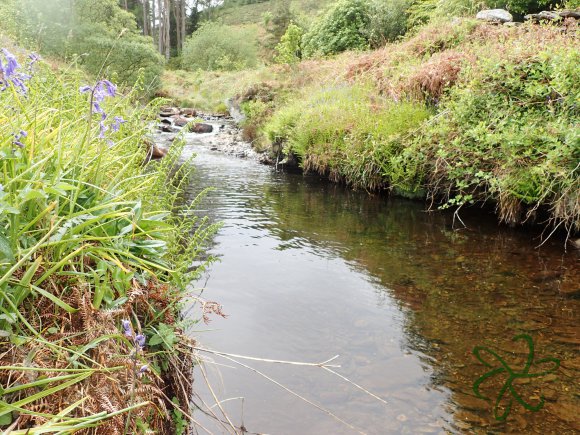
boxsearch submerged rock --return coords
[189,123,213,133]
[476,9,513,23]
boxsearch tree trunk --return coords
[164,0,171,60]
[151,0,156,45]
[180,0,186,52]
[173,0,180,53]
[142,0,149,36]
[157,0,163,55]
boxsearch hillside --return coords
[163,16,579,238]
[216,0,332,25]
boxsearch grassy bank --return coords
[162,19,579,237]
[0,45,217,432]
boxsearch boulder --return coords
[180,108,197,117]
[189,123,213,134]
[159,118,172,125]
[150,144,168,159]
[525,11,562,21]
[142,138,168,160]
[559,9,580,19]
[173,117,190,127]
[476,9,513,23]
[159,107,180,117]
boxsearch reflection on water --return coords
[177,128,579,434]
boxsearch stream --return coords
[157,121,579,434]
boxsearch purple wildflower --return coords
[12,130,27,148]
[0,48,31,94]
[28,53,41,70]
[138,364,149,374]
[111,116,126,132]
[135,334,146,349]
[80,79,121,139]
[121,319,132,338]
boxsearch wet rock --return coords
[150,144,167,159]
[173,117,190,127]
[159,106,179,117]
[142,138,167,160]
[158,124,177,133]
[189,123,213,134]
[159,118,172,125]
[180,108,197,117]
[476,9,513,23]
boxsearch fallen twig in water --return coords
[194,346,340,368]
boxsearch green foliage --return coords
[302,0,411,57]
[367,0,412,47]
[275,23,304,64]
[182,22,258,71]
[0,48,217,431]
[407,46,579,226]
[264,84,432,190]
[407,0,559,25]
[302,0,371,57]
[3,0,163,93]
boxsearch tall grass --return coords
[0,47,217,433]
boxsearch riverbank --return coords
[161,18,579,242]
[0,47,216,433]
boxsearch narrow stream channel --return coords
[162,124,578,434]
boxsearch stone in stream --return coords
[159,106,179,117]
[180,108,197,117]
[189,123,213,133]
[158,124,176,133]
[476,9,513,23]
[142,138,167,160]
[173,116,190,127]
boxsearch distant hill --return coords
[216,0,333,26]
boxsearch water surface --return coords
[173,127,579,434]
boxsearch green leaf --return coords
[0,412,13,426]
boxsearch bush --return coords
[302,0,371,57]
[274,23,304,64]
[302,0,412,57]
[367,0,412,47]
[182,22,258,71]
[4,0,163,93]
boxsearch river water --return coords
[166,124,579,434]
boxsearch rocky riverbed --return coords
[150,106,266,162]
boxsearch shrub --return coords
[274,23,304,64]
[5,0,164,93]
[302,0,371,57]
[182,22,258,71]
[367,0,412,47]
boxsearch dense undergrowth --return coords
[0,45,217,433]
[163,19,579,237]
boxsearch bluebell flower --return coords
[138,364,149,374]
[12,130,27,148]
[80,79,121,139]
[111,116,126,132]
[28,53,41,70]
[121,319,132,338]
[134,334,146,349]
[0,48,31,94]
